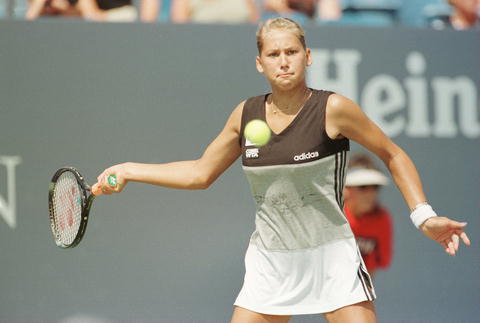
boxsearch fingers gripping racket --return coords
[48,167,116,248]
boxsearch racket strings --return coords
[52,172,82,246]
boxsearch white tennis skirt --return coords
[234,238,376,315]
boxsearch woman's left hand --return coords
[420,217,471,256]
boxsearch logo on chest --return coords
[245,148,259,159]
[293,151,319,161]
[245,138,260,159]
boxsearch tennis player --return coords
[92,18,471,323]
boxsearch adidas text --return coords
[293,151,319,161]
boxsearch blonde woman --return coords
[93,18,470,323]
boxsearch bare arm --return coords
[141,0,161,22]
[77,0,106,20]
[25,0,48,19]
[326,94,470,255]
[171,0,190,23]
[92,101,243,193]
[246,0,259,23]
[325,94,425,210]
[448,0,477,16]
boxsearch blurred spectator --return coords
[25,0,79,19]
[25,0,159,21]
[262,0,341,25]
[423,1,452,30]
[343,153,393,278]
[78,0,137,21]
[171,0,259,24]
[337,0,399,27]
[448,0,479,29]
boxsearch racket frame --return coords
[48,167,95,248]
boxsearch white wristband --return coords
[410,203,437,229]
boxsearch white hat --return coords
[345,167,389,187]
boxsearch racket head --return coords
[48,167,94,248]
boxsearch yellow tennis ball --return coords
[244,119,271,146]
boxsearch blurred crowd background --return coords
[0,0,478,30]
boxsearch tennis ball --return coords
[244,119,271,146]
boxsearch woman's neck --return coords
[269,84,310,115]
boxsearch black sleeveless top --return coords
[238,89,352,251]
[239,89,349,167]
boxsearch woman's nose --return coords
[279,53,289,67]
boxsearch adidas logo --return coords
[293,151,319,161]
[246,148,259,159]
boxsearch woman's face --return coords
[256,30,312,91]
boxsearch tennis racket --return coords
[48,166,117,248]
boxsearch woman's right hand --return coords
[91,163,131,196]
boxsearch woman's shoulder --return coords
[307,89,338,113]
[230,94,264,119]
[244,92,269,103]
[310,88,335,96]
[240,93,268,113]
[309,88,337,105]
[311,88,335,94]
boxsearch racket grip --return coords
[107,174,117,187]
[91,175,117,196]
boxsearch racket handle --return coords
[107,174,117,187]
[91,175,117,196]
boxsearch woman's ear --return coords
[306,48,312,67]
[256,55,264,73]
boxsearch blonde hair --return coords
[256,18,306,54]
